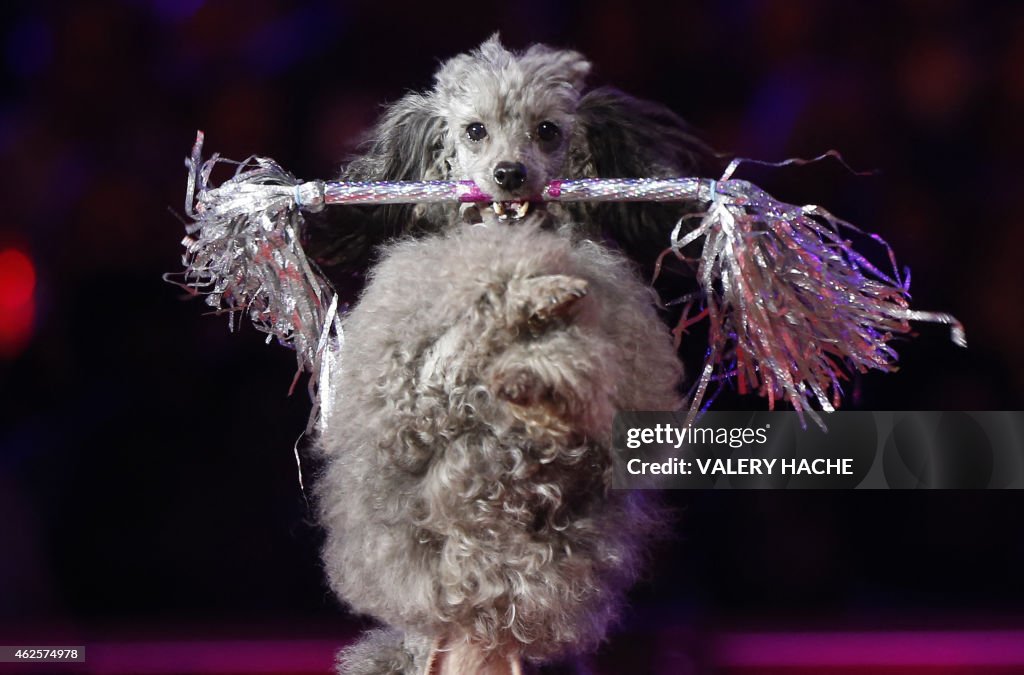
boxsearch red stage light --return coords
[0,247,36,357]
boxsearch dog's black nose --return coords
[493,162,527,190]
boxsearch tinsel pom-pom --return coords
[668,160,965,428]
[166,132,340,414]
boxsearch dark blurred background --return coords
[1,1,1023,673]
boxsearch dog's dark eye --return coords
[466,122,488,142]
[537,121,560,142]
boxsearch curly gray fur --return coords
[303,34,716,276]
[335,629,423,675]
[316,220,683,672]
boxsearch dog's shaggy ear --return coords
[572,87,713,179]
[344,93,447,183]
[301,94,447,281]
[567,87,721,274]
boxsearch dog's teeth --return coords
[492,201,531,220]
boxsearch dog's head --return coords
[340,34,713,246]
[433,35,590,220]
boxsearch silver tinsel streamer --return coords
[173,134,964,428]
[169,132,341,421]
[669,158,965,428]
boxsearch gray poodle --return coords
[313,36,702,674]
[316,221,682,673]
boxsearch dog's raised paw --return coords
[506,274,589,332]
